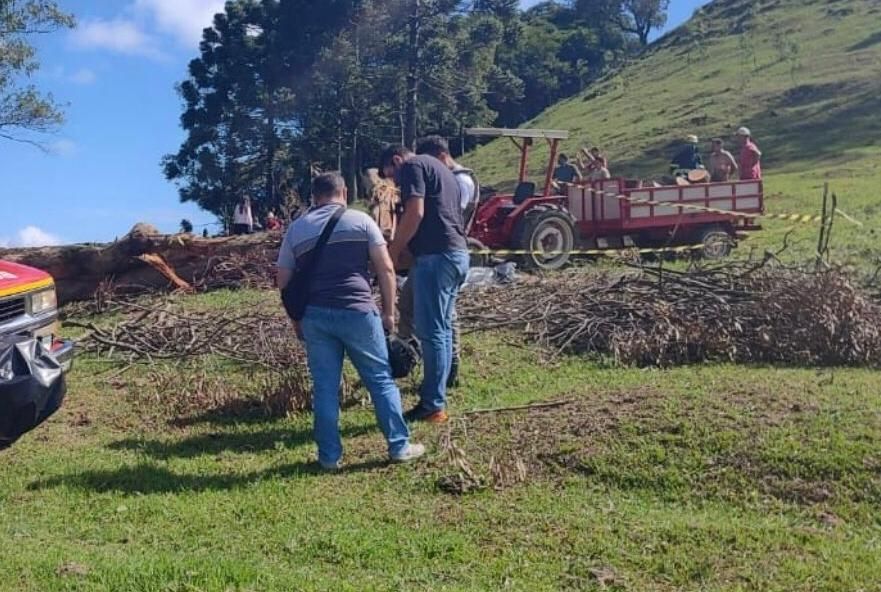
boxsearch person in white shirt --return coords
[415,135,479,230]
[232,196,254,235]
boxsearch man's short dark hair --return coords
[312,172,345,201]
[415,135,450,158]
[379,145,413,170]
[559,153,569,162]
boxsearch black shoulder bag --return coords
[281,206,345,321]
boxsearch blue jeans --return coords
[301,306,410,464]
[411,250,470,412]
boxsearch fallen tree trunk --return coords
[0,224,282,305]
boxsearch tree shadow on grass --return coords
[27,457,393,495]
[169,402,287,428]
[848,30,881,52]
[107,424,373,460]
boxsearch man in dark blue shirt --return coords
[670,134,704,173]
[553,154,582,184]
[381,145,469,424]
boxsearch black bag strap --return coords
[299,205,345,280]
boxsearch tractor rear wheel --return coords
[513,208,576,271]
[698,226,734,260]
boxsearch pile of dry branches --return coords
[194,244,280,291]
[460,262,881,367]
[68,299,313,417]
[68,300,297,367]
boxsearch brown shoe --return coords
[404,405,449,424]
[423,410,449,424]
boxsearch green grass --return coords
[3,297,881,590]
[5,1,881,588]
[466,0,881,263]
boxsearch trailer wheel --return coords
[514,208,576,271]
[699,226,734,260]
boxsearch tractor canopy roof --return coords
[465,128,569,140]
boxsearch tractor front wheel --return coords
[514,208,576,271]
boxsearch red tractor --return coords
[467,128,763,270]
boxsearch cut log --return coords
[0,224,282,305]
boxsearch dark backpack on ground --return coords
[387,336,422,379]
[281,205,345,321]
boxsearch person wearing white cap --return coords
[670,134,703,175]
[736,126,763,180]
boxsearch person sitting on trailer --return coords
[584,147,611,181]
[708,138,739,182]
[670,135,704,175]
[553,153,582,184]
[736,127,763,181]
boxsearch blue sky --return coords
[1,0,707,247]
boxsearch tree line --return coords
[161,0,670,222]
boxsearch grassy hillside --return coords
[468,0,881,261]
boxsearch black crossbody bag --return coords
[281,206,345,321]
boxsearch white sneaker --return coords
[319,459,342,472]
[391,443,426,463]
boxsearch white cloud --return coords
[135,0,225,46]
[0,227,64,248]
[69,68,97,85]
[70,18,165,59]
[49,139,79,158]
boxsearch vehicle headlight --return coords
[30,288,58,314]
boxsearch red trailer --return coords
[466,128,764,270]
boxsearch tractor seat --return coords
[512,181,537,205]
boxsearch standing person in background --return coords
[381,145,469,424]
[736,127,763,181]
[232,197,253,235]
[277,172,424,470]
[707,138,739,182]
[553,154,582,184]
